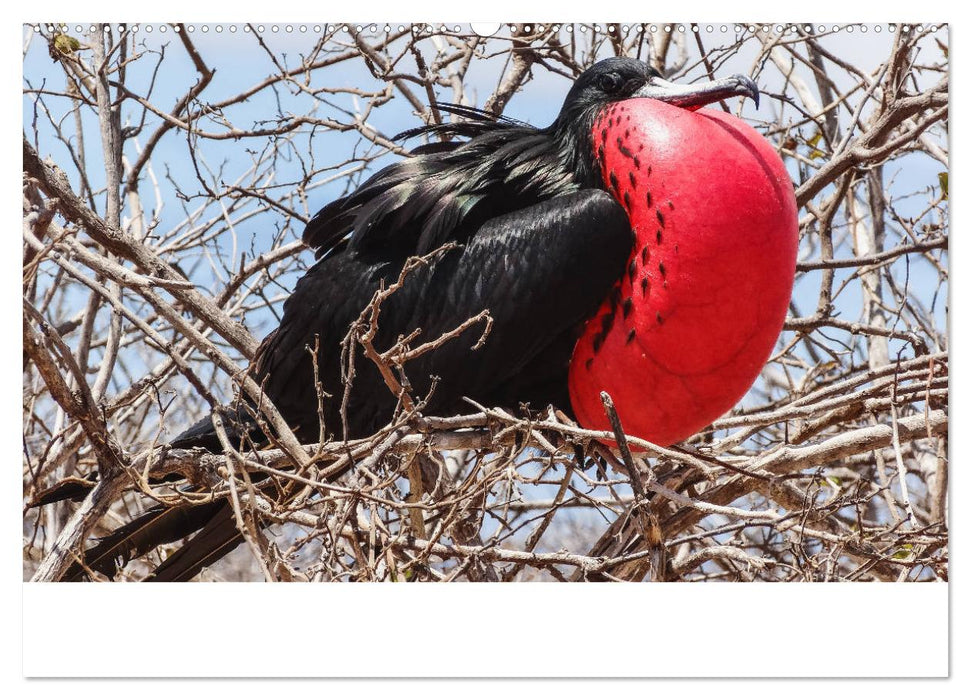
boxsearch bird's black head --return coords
[551,57,759,186]
[558,57,666,116]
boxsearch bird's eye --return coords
[599,73,622,93]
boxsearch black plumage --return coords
[245,190,631,444]
[176,60,666,452]
[56,58,759,581]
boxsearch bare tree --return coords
[23,22,948,582]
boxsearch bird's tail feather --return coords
[63,499,227,581]
[41,407,261,581]
[143,502,245,582]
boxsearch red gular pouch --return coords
[569,99,798,447]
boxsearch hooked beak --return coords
[633,74,760,110]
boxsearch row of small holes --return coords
[550,24,939,34]
[31,23,942,35]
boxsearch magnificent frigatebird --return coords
[54,57,797,581]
